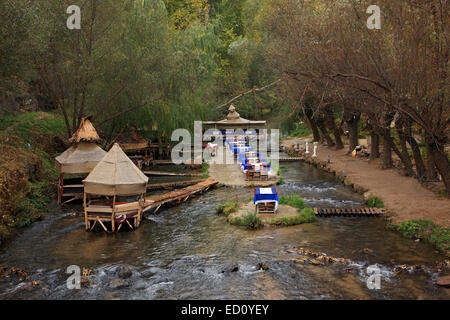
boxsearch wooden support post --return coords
[111,195,116,232]
[83,192,89,231]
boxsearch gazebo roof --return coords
[203,105,266,129]
[69,117,101,144]
[55,142,107,174]
[83,143,148,196]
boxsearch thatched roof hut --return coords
[117,125,149,152]
[55,118,106,175]
[83,143,148,196]
[69,117,101,144]
[55,142,107,174]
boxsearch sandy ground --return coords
[229,201,299,223]
[282,137,450,227]
[208,147,278,187]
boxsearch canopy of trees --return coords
[0,0,448,193]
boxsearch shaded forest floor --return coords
[281,138,450,228]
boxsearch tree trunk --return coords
[343,108,360,153]
[395,120,415,176]
[370,132,380,160]
[303,108,321,142]
[326,113,344,149]
[403,124,426,180]
[425,136,438,180]
[427,138,450,195]
[318,120,334,147]
[381,113,394,168]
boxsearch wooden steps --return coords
[144,179,218,214]
[313,207,384,216]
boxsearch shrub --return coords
[215,201,240,217]
[277,177,284,185]
[279,195,307,210]
[366,196,384,208]
[391,220,450,255]
[240,212,263,230]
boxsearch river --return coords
[0,161,448,300]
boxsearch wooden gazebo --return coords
[55,118,106,204]
[202,105,266,131]
[82,143,149,232]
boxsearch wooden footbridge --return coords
[313,207,384,217]
[143,179,218,214]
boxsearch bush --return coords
[279,195,307,210]
[277,177,284,185]
[391,220,450,255]
[215,201,240,217]
[366,196,384,208]
[240,212,263,230]
[289,122,312,138]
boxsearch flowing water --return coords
[0,161,449,300]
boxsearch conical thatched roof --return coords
[202,105,266,129]
[55,142,107,174]
[69,117,101,144]
[83,143,149,196]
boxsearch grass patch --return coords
[390,220,450,256]
[277,177,284,185]
[366,196,384,208]
[279,195,307,210]
[229,211,263,230]
[215,201,240,217]
[201,163,209,178]
[268,208,316,226]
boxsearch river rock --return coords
[109,278,130,289]
[257,263,269,271]
[116,265,132,279]
[222,264,239,273]
[436,276,450,287]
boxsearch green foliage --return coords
[215,201,240,217]
[0,112,65,239]
[391,220,450,255]
[201,163,209,178]
[277,177,284,185]
[366,196,384,208]
[268,208,316,226]
[236,211,263,230]
[288,122,312,138]
[279,195,307,210]
[277,167,281,176]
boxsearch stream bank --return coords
[0,112,66,246]
[281,138,450,256]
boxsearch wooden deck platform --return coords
[146,179,206,190]
[143,179,218,214]
[143,170,202,177]
[313,207,384,216]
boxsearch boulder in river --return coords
[257,263,269,271]
[109,278,130,289]
[116,265,132,279]
[222,264,239,273]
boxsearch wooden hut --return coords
[117,125,152,168]
[202,105,267,131]
[82,143,149,232]
[55,118,106,204]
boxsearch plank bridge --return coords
[143,179,218,214]
[313,207,384,217]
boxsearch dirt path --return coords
[282,138,450,227]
